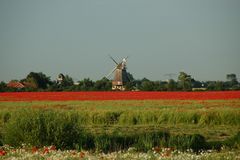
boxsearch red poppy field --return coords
[0,91,240,101]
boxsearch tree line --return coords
[0,72,239,92]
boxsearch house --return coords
[7,81,25,89]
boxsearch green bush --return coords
[3,109,85,149]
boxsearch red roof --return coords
[7,81,25,89]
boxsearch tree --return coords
[47,80,59,91]
[61,75,74,87]
[94,77,112,91]
[166,79,177,91]
[206,81,216,91]
[178,72,192,91]
[192,80,204,88]
[140,78,155,91]
[227,73,237,82]
[0,81,7,92]
[153,81,166,91]
[215,81,224,91]
[226,73,238,89]
[78,78,94,91]
[206,81,224,91]
[23,72,52,89]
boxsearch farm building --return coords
[7,81,25,89]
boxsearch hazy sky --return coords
[1,0,240,82]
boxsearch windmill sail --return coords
[106,66,117,78]
[109,55,118,65]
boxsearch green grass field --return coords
[0,99,240,157]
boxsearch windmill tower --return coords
[106,56,130,91]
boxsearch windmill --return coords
[106,55,130,91]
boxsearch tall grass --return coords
[168,134,206,152]
[1,109,239,152]
[1,100,239,126]
[0,100,240,152]
[3,109,84,149]
[116,109,239,126]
